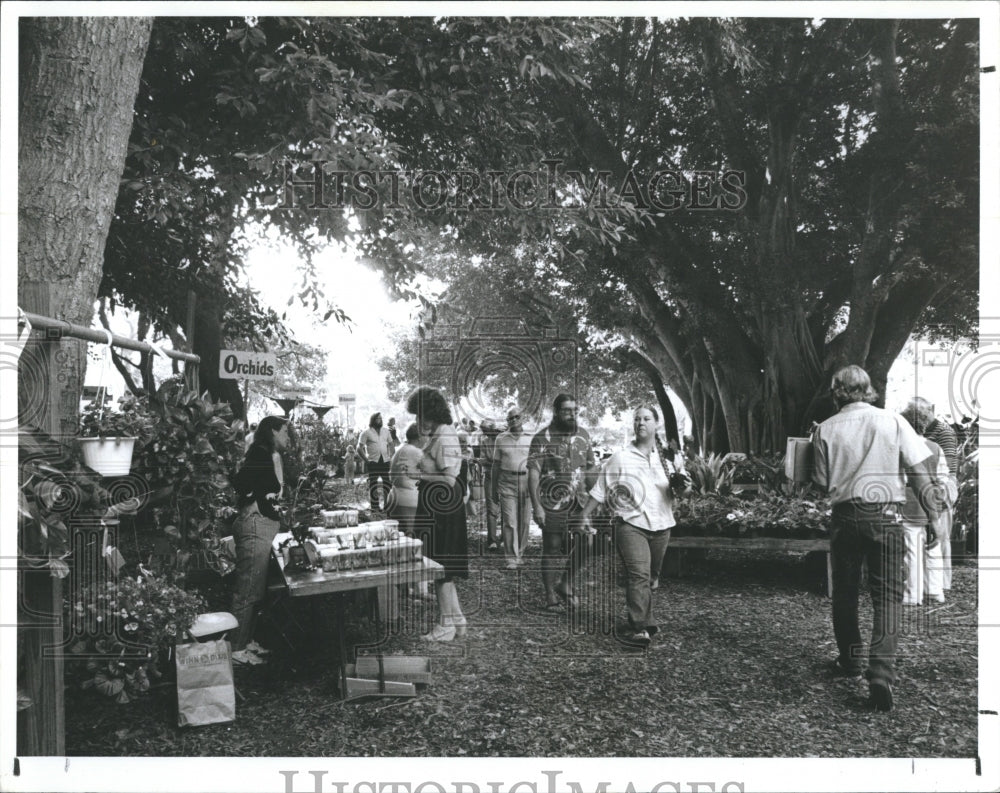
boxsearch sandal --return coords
[544,602,566,614]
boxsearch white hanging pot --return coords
[79,437,136,477]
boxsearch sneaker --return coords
[650,579,660,591]
[506,560,519,570]
[487,542,499,551]
[421,624,456,642]
[869,680,894,712]
[232,649,265,666]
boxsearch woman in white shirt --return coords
[580,406,690,646]
[407,386,469,641]
[387,422,425,537]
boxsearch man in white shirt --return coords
[492,406,534,568]
[358,412,392,511]
[812,365,942,711]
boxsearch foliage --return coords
[953,422,978,539]
[131,377,245,578]
[79,393,157,442]
[685,454,736,496]
[18,426,109,578]
[283,415,342,486]
[377,252,658,424]
[66,572,205,704]
[360,18,979,453]
[673,489,830,539]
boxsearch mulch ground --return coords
[64,503,979,758]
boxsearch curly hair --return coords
[831,365,878,406]
[406,386,453,427]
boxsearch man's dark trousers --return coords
[830,501,905,684]
[367,459,391,511]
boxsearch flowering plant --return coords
[674,490,830,539]
[66,572,205,703]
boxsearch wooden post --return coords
[184,290,199,393]
[18,282,69,756]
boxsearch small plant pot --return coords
[79,437,136,477]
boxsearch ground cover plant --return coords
[64,505,978,759]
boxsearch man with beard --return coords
[358,412,392,511]
[812,365,943,712]
[528,394,596,611]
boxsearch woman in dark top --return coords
[230,416,289,661]
[407,386,468,641]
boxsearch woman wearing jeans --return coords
[580,406,690,646]
[230,416,290,664]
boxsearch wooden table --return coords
[665,535,832,596]
[270,544,444,698]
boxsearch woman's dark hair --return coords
[369,412,382,428]
[250,416,288,454]
[634,404,677,464]
[405,422,420,443]
[406,386,452,427]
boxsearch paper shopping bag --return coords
[175,638,235,727]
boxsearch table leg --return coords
[368,588,387,694]
[336,593,348,698]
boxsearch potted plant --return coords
[78,394,153,477]
[66,571,206,703]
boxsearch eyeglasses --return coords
[507,414,521,421]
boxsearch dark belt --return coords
[832,500,901,518]
[500,469,527,475]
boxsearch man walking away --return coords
[812,365,943,712]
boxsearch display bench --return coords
[664,536,832,596]
[268,531,445,699]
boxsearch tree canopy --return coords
[97,16,978,450]
[368,17,979,451]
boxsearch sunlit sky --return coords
[243,236,420,423]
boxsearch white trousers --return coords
[902,521,945,605]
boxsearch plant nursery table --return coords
[269,539,444,700]
[665,536,833,596]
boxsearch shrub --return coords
[131,377,245,579]
[674,489,830,539]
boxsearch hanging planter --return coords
[79,436,137,477]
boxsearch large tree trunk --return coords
[17,16,152,757]
[18,16,152,435]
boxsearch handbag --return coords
[175,638,236,726]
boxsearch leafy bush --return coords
[66,572,205,703]
[953,427,978,540]
[131,377,245,578]
[19,425,108,578]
